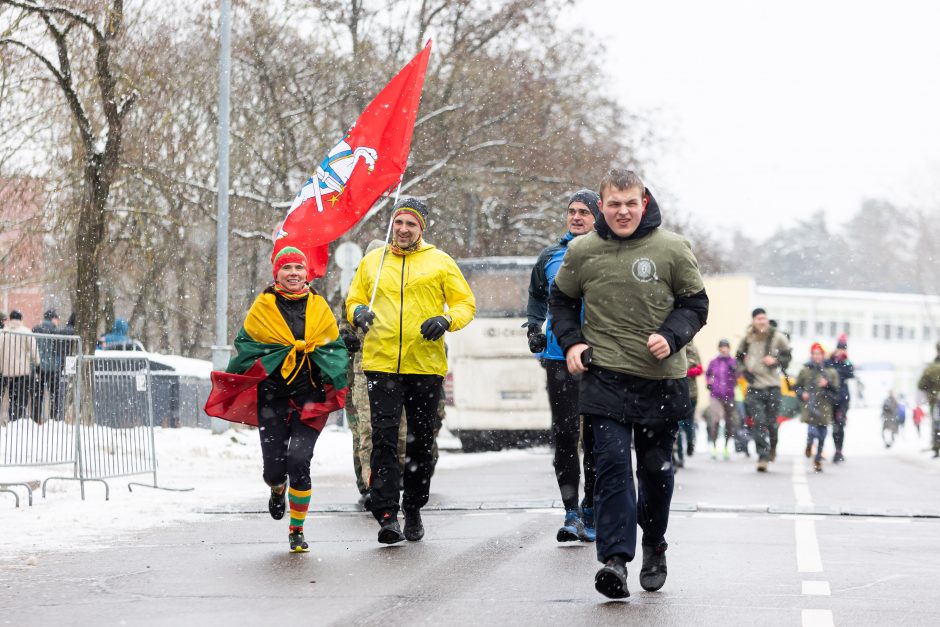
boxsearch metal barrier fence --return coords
[1,332,192,505]
[0,330,82,506]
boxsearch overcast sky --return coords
[563,0,940,239]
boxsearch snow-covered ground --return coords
[0,407,935,562]
[0,422,533,561]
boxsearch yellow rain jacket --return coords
[346,241,475,376]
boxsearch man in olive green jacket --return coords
[736,309,792,471]
[917,342,940,458]
[549,169,708,600]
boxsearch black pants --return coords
[257,388,321,492]
[32,370,62,422]
[831,406,847,452]
[590,414,676,564]
[366,372,443,519]
[3,376,32,422]
[544,359,595,510]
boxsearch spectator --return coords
[98,318,133,350]
[0,310,40,422]
[32,309,65,422]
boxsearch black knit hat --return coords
[568,189,600,219]
[9,309,23,320]
[393,197,429,230]
[44,309,58,320]
[752,307,766,318]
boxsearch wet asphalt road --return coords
[2,429,939,626]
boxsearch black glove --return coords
[420,316,450,340]
[339,327,361,354]
[353,306,376,333]
[525,323,547,353]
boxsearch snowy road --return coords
[1,409,939,626]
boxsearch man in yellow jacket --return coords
[346,197,475,544]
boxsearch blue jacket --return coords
[525,233,576,361]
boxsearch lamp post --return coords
[211,0,232,433]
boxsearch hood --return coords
[111,318,129,335]
[595,187,662,242]
[559,232,575,245]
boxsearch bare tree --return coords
[0,0,137,350]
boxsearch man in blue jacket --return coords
[525,189,599,543]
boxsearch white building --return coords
[698,275,940,408]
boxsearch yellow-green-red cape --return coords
[205,292,348,430]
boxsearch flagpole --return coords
[367,179,404,310]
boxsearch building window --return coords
[785,320,794,336]
[884,323,892,339]
[872,324,879,338]
[925,326,933,341]
[815,321,825,335]
[829,321,838,337]
[896,325,905,340]
[799,320,807,337]
[844,322,851,336]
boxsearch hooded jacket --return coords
[346,241,475,377]
[548,188,709,423]
[795,361,840,426]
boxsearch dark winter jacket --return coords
[824,353,855,408]
[525,232,576,361]
[548,188,708,425]
[31,319,63,372]
[706,354,738,401]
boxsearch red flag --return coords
[272,41,433,279]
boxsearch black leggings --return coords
[257,387,321,492]
[545,359,595,510]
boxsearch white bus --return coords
[445,257,552,452]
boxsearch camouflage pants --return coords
[747,386,780,462]
[349,370,406,493]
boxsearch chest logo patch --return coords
[631,257,658,282]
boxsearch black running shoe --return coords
[403,509,424,542]
[268,484,286,520]
[288,529,309,553]
[595,555,629,599]
[377,512,405,545]
[639,542,668,591]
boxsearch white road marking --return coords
[801,609,835,627]
[792,457,813,506]
[691,512,740,519]
[795,518,824,573]
[802,580,832,596]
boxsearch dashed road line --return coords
[801,580,832,596]
[801,609,835,627]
